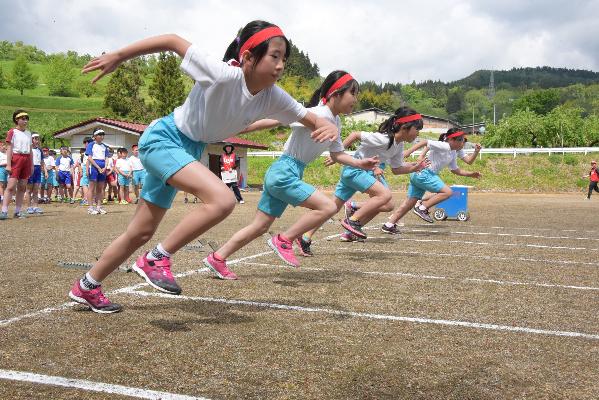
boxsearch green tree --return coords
[10,55,37,95]
[446,88,464,115]
[482,109,544,147]
[513,88,560,115]
[0,65,6,89]
[148,52,187,116]
[582,114,599,146]
[104,59,148,121]
[542,106,585,147]
[46,54,77,96]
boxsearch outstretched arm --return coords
[240,119,281,134]
[342,131,362,149]
[461,143,482,165]
[403,140,428,158]
[299,112,339,143]
[330,151,378,170]
[82,34,192,83]
[450,168,481,179]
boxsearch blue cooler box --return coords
[432,185,470,221]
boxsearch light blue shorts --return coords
[118,171,131,186]
[407,168,446,199]
[334,165,388,202]
[257,155,315,218]
[139,114,205,209]
[80,168,89,187]
[132,169,146,186]
[0,166,7,183]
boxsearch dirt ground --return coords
[0,191,598,399]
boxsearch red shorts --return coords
[10,154,32,180]
[106,171,117,184]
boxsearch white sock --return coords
[80,272,101,291]
[418,204,427,211]
[147,243,171,260]
[384,222,395,228]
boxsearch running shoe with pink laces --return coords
[203,252,238,280]
[68,280,122,313]
[132,252,181,294]
[267,234,299,267]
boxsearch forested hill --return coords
[449,67,599,90]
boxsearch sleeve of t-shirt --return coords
[5,129,14,144]
[265,86,308,126]
[104,145,110,158]
[389,142,405,169]
[55,157,60,166]
[85,142,93,156]
[360,132,389,149]
[69,157,74,166]
[428,140,451,152]
[180,44,232,88]
[457,149,467,160]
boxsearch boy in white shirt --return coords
[0,142,7,204]
[56,146,75,204]
[115,147,132,204]
[128,144,145,204]
[26,133,46,214]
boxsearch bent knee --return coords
[381,201,395,212]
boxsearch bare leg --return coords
[1,178,18,211]
[421,186,452,209]
[14,179,27,211]
[282,191,338,241]
[388,197,419,225]
[350,180,393,223]
[216,210,275,259]
[304,196,345,240]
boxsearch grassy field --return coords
[247,152,599,193]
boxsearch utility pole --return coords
[488,70,496,125]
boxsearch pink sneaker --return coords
[68,280,122,313]
[132,252,181,294]
[267,234,299,267]
[202,253,238,280]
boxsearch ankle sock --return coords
[80,272,101,291]
[384,222,395,228]
[147,243,171,260]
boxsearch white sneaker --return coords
[88,207,99,215]
[239,200,245,204]
[98,207,107,215]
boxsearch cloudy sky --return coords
[2,0,598,84]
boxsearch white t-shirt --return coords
[32,147,43,166]
[354,131,405,169]
[173,45,307,143]
[426,140,466,174]
[115,158,132,173]
[0,151,7,166]
[283,105,343,164]
[85,142,110,161]
[6,128,32,154]
[44,156,55,170]
[128,155,144,171]
[56,156,73,172]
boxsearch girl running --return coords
[203,71,378,278]
[383,128,481,230]
[299,107,428,252]
[68,21,339,313]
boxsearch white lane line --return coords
[237,261,599,291]
[407,228,599,242]
[121,289,599,341]
[335,246,599,267]
[0,369,208,400]
[484,226,597,234]
[367,236,593,251]
[0,251,274,328]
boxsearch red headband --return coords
[395,114,422,124]
[446,131,466,139]
[239,26,286,61]
[322,74,354,104]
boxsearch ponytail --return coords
[440,128,461,142]
[307,70,358,107]
[378,106,423,149]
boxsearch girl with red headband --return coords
[68,20,339,313]
[383,128,482,229]
[203,70,378,277]
[301,107,428,251]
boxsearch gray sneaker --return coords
[412,205,433,223]
[14,212,28,219]
[0,211,8,220]
[381,224,401,234]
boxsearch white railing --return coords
[248,147,599,159]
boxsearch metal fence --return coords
[248,147,599,159]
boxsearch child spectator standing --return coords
[85,128,110,215]
[105,149,119,204]
[78,137,92,205]
[128,144,146,204]
[115,147,132,204]
[26,133,46,214]
[41,148,55,203]
[1,110,33,220]
[583,160,599,199]
[56,146,75,204]
[0,142,7,204]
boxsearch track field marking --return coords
[333,246,599,267]
[0,369,208,399]
[121,289,599,341]
[0,251,273,328]
[406,228,599,241]
[237,261,599,291]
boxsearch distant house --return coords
[52,117,268,188]
[346,108,484,134]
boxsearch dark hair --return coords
[12,109,28,124]
[118,147,128,154]
[378,106,423,149]
[307,70,359,107]
[439,128,465,142]
[131,144,138,150]
[223,20,290,67]
[83,136,92,144]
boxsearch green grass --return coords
[247,152,599,192]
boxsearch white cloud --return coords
[1,0,598,84]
